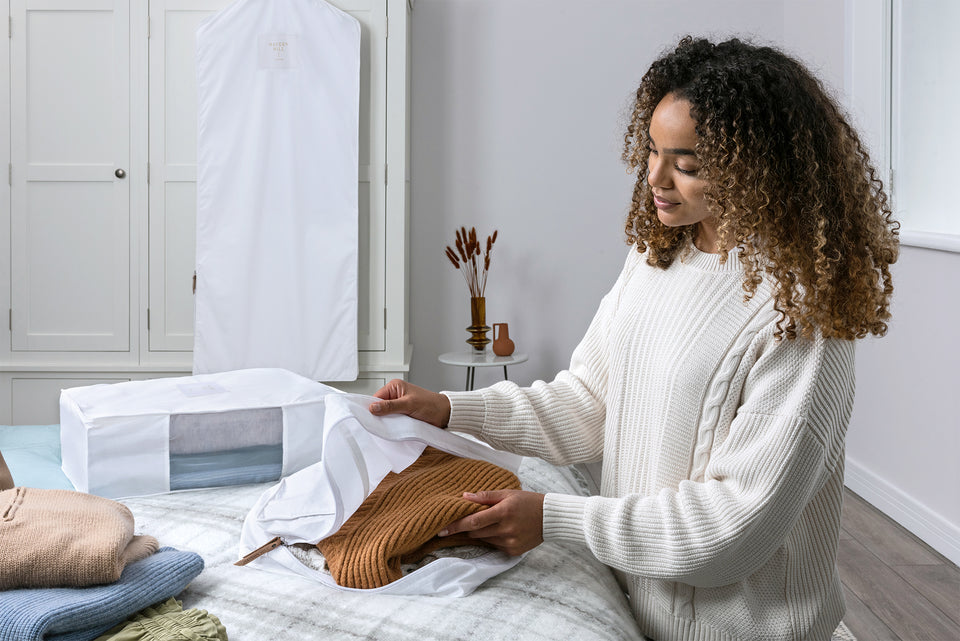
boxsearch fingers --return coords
[368,397,405,416]
[437,491,507,536]
[369,379,415,415]
[371,378,406,401]
[368,379,452,427]
[439,500,498,537]
[438,490,545,557]
[461,490,509,506]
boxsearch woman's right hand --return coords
[369,379,452,428]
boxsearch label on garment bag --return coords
[259,34,299,69]
[177,382,229,398]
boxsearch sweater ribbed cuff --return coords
[543,493,589,547]
[440,391,486,437]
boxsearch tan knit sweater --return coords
[318,447,521,589]
[445,246,854,641]
[0,487,159,589]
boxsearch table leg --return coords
[502,365,509,381]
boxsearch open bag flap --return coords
[239,393,525,596]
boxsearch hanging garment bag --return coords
[238,394,526,597]
[194,0,360,381]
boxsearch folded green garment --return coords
[94,598,227,641]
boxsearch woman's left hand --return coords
[439,490,545,556]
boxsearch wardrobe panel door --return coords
[11,376,131,425]
[337,0,386,352]
[10,0,130,352]
[147,0,224,351]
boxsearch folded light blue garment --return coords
[169,444,282,490]
[0,547,203,641]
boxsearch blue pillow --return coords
[0,425,73,489]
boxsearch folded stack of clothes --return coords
[0,473,218,641]
[168,407,284,491]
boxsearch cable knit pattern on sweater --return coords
[443,246,855,641]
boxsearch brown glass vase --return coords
[466,296,491,351]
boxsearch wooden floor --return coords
[839,488,960,641]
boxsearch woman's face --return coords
[647,93,716,246]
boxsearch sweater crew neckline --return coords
[679,244,744,273]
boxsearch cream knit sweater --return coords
[444,246,853,641]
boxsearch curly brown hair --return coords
[623,36,899,340]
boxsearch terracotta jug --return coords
[492,323,515,357]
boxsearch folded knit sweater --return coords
[0,487,159,590]
[317,447,521,589]
[0,547,204,641]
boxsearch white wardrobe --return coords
[0,0,413,424]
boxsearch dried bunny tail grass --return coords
[481,255,491,295]
[445,247,461,268]
[444,227,498,298]
[455,231,468,263]
[485,230,498,257]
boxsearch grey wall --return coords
[845,248,960,565]
[408,0,844,391]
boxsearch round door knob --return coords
[115,168,126,179]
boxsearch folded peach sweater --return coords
[0,487,159,589]
[318,447,521,589]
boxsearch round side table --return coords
[438,350,529,391]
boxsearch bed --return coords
[1,424,856,641]
[0,424,642,640]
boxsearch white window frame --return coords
[845,0,960,253]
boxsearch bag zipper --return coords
[235,536,283,566]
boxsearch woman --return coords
[370,37,898,641]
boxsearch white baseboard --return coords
[844,455,960,567]
[899,230,960,254]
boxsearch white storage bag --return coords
[60,369,337,499]
[194,0,360,381]
[239,393,526,597]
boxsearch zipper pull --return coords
[235,536,283,566]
